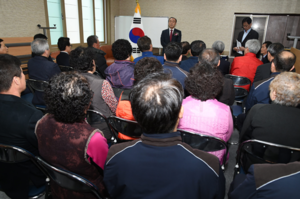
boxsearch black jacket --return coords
[88,47,107,79]
[160,28,182,51]
[56,51,70,66]
[253,62,272,82]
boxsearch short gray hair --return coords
[212,41,225,54]
[31,38,49,56]
[269,72,300,107]
[245,39,260,54]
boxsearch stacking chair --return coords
[225,74,251,87]
[0,144,47,199]
[178,129,228,171]
[36,157,103,199]
[26,79,49,112]
[58,65,74,72]
[86,109,117,144]
[235,139,300,175]
[107,116,143,142]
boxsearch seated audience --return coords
[163,41,188,88]
[70,47,118,142]
[229,162,300,199]
[181,41,190,61]
[254,43,284,82]
[245,51,296,111]
[180,40,206,72]
[0,54,46,198]
[87,35,108,79]
[28,38,61,106]
[134,36,164,65]
[230,39,263,91]
[36,72,108,198]
[260,41,272,64]
[56,37,71,66]
[116,57,163,140]
[212,40,230,76]
[0,38,8,54]
[178,62,233,164]
[104,39,134,91]
[103,72,225,199]
[240,72,300,147]
[32,33,53,62]
[199,48,235,106]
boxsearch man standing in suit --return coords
[260,41,272,64]
[0,54,46,198]
[160,17,182,55]
[233,17,259,56]
[56,37,72,66]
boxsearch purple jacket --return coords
[105,60,135,89]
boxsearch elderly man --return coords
[212,41,230,76]
[160,17,182,54]
[28,38,61,106]
[134,36,164,65]
[103,72,225,199]
[180,40,206,72]
[87,35,107,79]
[199,48,235,106]
[254,43,284,82]
[230,39,263,91]
[0,54,46,198]
[0,38,8,54]
[260,41,272,64]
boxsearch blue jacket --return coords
[229,162,300,199]
[179,56,198,72]
[134,51,164,65]
[104,132,225,199]
[163,61,188,89]
[245,72,280,111]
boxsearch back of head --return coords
[269,72,300,107]
[137,36,151,52]
[0,38,3,48]
[70,46,95,73]
[263,41,272,49]
[212,41,225,54]
[44,71,93,123]
[190,40,206,56]
[0,54,21,92]
[165,42,182,61]
[181,41,190,54]
[245,39,260,54]
[242,17,252,24]
[273,51,296,72]
[31,38,49,56]
[87,35,98,47]
[198,48,220,67]
[33,33,48,40]
[268,43,284,56]
[130,72,184,134]
[112,39,132,60]
[134,57,163,84]
[185,62,223,101]
[57,37,70,51]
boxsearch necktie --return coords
[170,29,173,41]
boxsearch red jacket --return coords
[230,53,263,91]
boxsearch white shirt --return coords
[242,28,252,42]
[169,28,174,36]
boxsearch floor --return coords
[0,128,240,199]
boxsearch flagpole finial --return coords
[136,0,139,3]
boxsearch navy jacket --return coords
[28,56,61,105]
[56,51,70,66]
[104,132,225,199]
[219,59,230,76]
[229,162,300,199]
[180,56,198,72]
[163,61,188,89]
[134,51,164,65]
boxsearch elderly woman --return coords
[70,47,117,142]
[240,72,300,146]
[178,62,233,164]
[212,40,230,76]
[36,72,108,199]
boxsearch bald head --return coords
[198,48,220,67]
[272,51,296,72]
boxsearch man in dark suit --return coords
[28,38,61,106]
[56,37,72,66]
[260,41,272,64]
[212,40,230,76]
[254,43,284,82]
[0,54,46,198]
[160,17,182,55]
[233,17,259,56]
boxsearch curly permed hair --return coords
[112,39,132,60]
[44,71,93,123]
[69,46,95,73]
[134,57,163,84]
[185,62,223,101]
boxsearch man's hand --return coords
[239,47,245,51]
[233,47,239,52]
